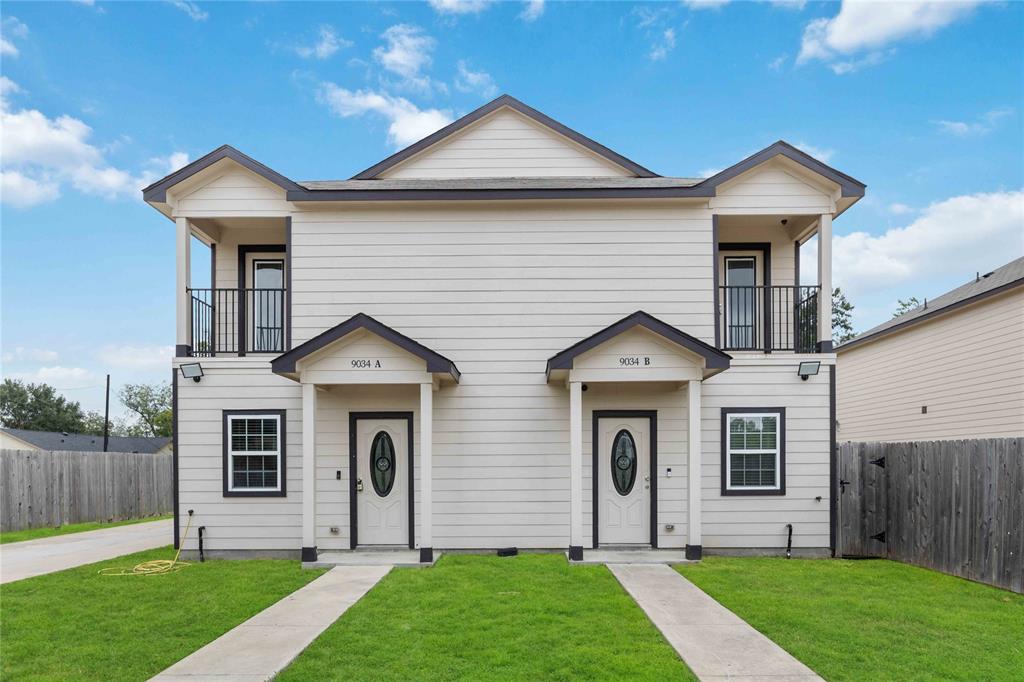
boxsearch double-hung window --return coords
[223,410,286,496]
[721,408,785,495]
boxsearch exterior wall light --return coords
[180,362,204,382]
[797,361,820,381]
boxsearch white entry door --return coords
[356,418,408,546]
[598,416,650,545]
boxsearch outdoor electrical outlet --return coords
[665,524,675,531]
[329,526,340,534]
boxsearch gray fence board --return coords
[839,438,1023,593]
[0,449,173,532]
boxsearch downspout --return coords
[785,523,793,559]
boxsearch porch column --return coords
[817,213,833,352]
[175,217,192,357]
[569,380,583,560]
[301,382,317,561]
[687,379,703,560]
[419,382,434,563]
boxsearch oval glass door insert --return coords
[611,429,637,496]
[370,431,396,497]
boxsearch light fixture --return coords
[797,361,820,381]
[180,362,204,382]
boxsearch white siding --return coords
[380,108,633,179]
[838,289,1024,442]
[174,163,289,217]
[711,161,835,215]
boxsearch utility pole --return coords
[103,374,111,452]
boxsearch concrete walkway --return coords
[151,565,391,682]
[609,564,821,681]
[0,518,173,584]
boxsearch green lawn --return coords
[678,557,1024,681]
[0,515,173,544]
[279,553,692,681]
[0,547,325,681]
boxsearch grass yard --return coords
[678,557,1024,681]
[0,515,173,545]
[279,553,692,681]
[0,547,325,681]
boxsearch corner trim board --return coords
[829,365,837,557]
[171,368,180,549]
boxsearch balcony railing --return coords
[188,288,286,356]
[718,285,819,353]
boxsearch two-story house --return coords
[143,95,863,563]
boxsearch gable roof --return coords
[350,94,658,180]
[271,312,460,380]
[141,144,304,203]
[695,140,865,198]
[546,310,731,377]
[1,428,171,454]
[837,256,1024,351]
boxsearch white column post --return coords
[817,213,833,351]
[419,382,434,563]
[175,217,192,356]
[569,380,584,560]
[301,382,317,561]
[687,379,703,559]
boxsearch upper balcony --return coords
[189,287,286,356]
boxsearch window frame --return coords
[720,407,786,496]
[222,409,287,497]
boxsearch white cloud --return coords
[317,84,453,147]
[6,366,98,389]
[454,60,498,98]
[794,142,834,163]
[295,25,351,60]
[767,55,786,71]
[649,28,677,61]
[427,0,492,15]
[798,1,982,71]
[888,202,914,215]
[519,0,545,22]
[0,78,187,208]
[833,190,1024,296]
[168,1,208,21]
[1,16,28,57]
[682,0,730,8]
[373,24,439,92]
[95,345,175,371]
[933,107,1013,137]
[2,347,60,364]
[699,167,723,178]
[632,6,671,29]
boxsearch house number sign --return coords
[351,359,383,368]
[618,356,652,366]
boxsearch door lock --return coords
[356,478,364,493]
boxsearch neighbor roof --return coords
[837,256,1024,351]
[1,428,171,454]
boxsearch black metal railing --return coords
[188,288,286,356]
[719,285,819,353]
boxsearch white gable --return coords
[169,159,290,217]
[710,158,838,214]
[380,107,635,179]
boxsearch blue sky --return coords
[2,0,1022,416]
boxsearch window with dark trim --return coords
[720,407,786,496]
[223,410,286,497]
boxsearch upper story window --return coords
[722,409,785,496]
[223,411,286,496]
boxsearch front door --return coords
[598,416,650,545]
[355,417,408,546]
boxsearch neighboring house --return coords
[144,95,864,562]
[0,427,172,454]
[836,256,1024,443]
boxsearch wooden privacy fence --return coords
[0,449,173,532]
[838,438,1023,593]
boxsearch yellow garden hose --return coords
[99,512,193,576]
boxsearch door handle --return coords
[356,478,364,493]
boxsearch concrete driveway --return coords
[0,518,174,584]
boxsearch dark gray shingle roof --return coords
[1,428,171,454]
[297,176,703,191]
[838,256,1024,350]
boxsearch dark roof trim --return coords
[546,311,731,376]
[286,185,714,202]
[271,313,461,380]
[350,94,658,180]
[837,276,1024,352]
[696,140,866,198]
[142,145,304,203]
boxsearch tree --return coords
[119,382,172,437]
[0,379,86,432]
[894,296,922,318]
[832,287,856,343]
[81,411,127,437]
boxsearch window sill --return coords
[223,490,287,498]
[721,488,786,496]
